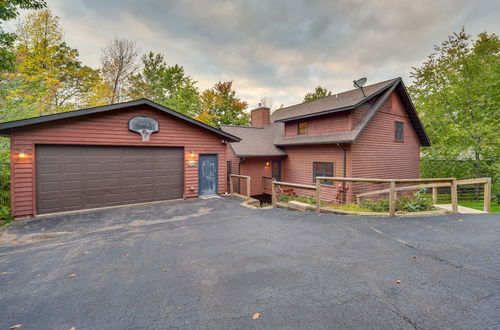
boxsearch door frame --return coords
[198,153,218,195]
[271,160,282,181]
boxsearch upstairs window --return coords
[298,120,308,135]
[313,162,334,185]
[395,121,404,142]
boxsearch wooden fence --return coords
[270,176,495,217]
[356,177,492,213]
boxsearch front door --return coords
[272,160,282,181]
[199,154,218,196]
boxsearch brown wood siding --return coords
[10,105,228,217]
[281,145,350,201]
[239,157,282,195]
[350,92,421,199]
[226,145,241,193]
[284,111,350,137]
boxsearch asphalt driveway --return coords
[0,197,499,329]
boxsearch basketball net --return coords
[139,129,153,142]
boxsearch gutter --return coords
[336,143,347,177]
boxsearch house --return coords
[0,99,240,217]
[221,77,430,203]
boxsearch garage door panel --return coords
[36,145,184,214]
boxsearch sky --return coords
[27,0,500,108]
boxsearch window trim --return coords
[395,121,404,142]
[297,120,308,135]
[312,161,334,185]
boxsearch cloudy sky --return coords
[39,0,500,107]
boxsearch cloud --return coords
[47,0,500,107]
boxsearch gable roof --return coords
[0,98,241,142]
[222,77,430,154]
[271,78,399,122]
[272,77,430,146]
[221,124,286,157]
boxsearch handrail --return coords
[230,174,251,179]
[273,181,316,190]
[229,174,251,198]
[315,176,456,184]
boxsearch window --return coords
[313,162,334,185]
[395,121,404,141]
[298,120,307,135]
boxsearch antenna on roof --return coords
[353,77,367,97]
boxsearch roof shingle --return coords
[271,78,399,122]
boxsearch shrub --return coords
[0,142,12,221]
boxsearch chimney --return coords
[251,104,271,127]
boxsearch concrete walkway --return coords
[434,204,487,214]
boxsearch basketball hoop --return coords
[139,129,153,142]
[128,116,159,142]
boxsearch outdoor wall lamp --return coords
[265,161,270,167]
[18,150,28,159]
[189,150,195,158]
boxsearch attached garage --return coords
[36,145,184,214]
[0,99,240,217]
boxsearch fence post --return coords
[451,179,458,214]
[271,181,277,208]
[432,186,438,205]
[315,179,321,213]
[229,175,234,195]
[484,178,491,213]
[246,177,251,198]
[389,180,396,217]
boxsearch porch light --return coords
[18,150,27,159]
[189,150,195,158]
[265,161,270,167]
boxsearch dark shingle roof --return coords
[224,77,430,154]
[221,124,286,157]
[271,78,399,122]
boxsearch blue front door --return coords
[199,154,218,195]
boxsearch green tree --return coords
[409,28,500,197]
[128,52,201,117]
[197,81,249,127]
[303,86,332,102]
[13,9,100,114]
[0,0,46,71]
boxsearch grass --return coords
[420,193,499,213]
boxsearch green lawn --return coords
[420,193,499,213]
[459,202,500,213]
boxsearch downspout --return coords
[337,143,347,203]
[336,143,347,177]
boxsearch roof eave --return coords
[274,139,354,147]
[0,98,241,142]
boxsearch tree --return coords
[303,86,332,102]
[0,0,46,71]
[100,38,139,104]
[409,28,499,193]
[197,81,249,127]
[128,52,200,117]
[13,9,100,114]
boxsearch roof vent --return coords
[353,77,367,97]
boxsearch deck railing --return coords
[229,174,251,198]
[270,176,493,216]
[262,176,273,195]
[356,177,492,213]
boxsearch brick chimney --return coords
[251,104,271,127]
